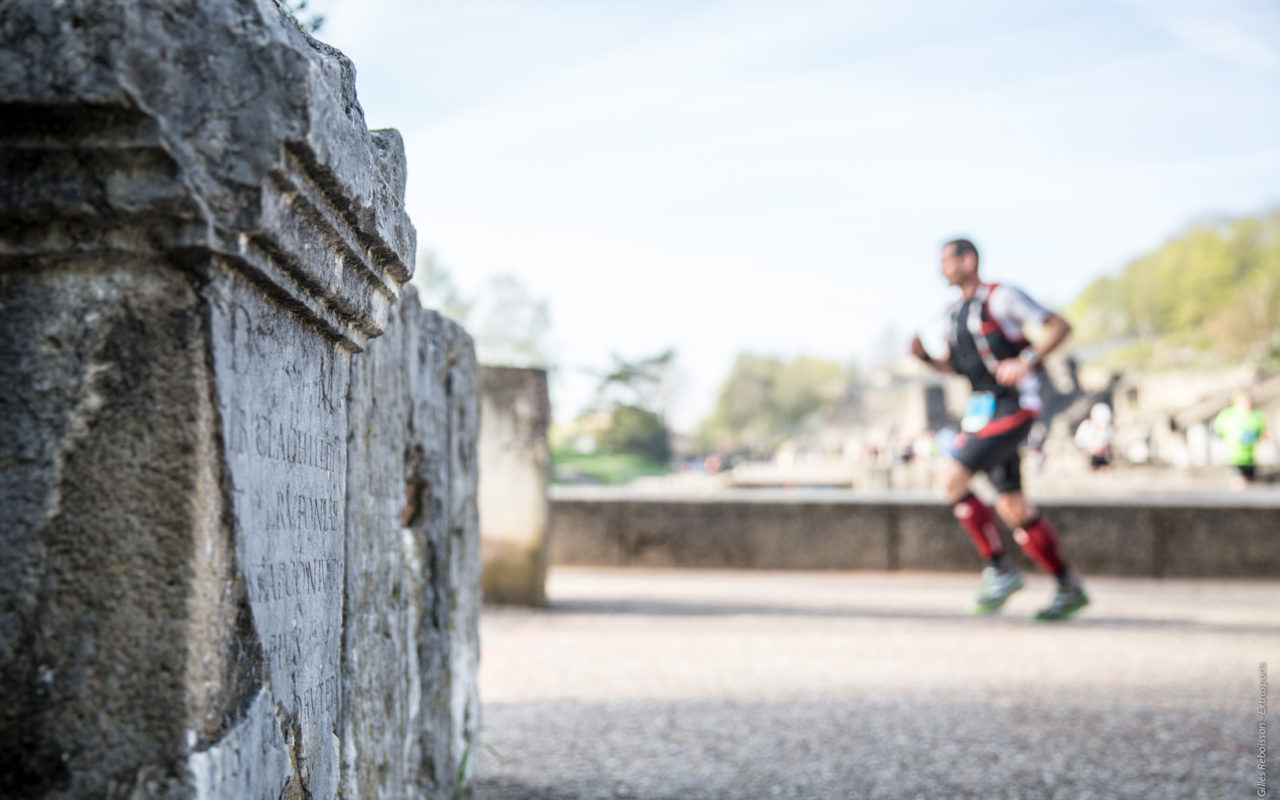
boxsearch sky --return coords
[307,0,1280,431]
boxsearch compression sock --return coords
[1013,514,1067,576]
[952,492,1004,563]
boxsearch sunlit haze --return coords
[309,0,1280,430]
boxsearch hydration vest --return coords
[947,283,1032,399]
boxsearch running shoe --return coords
[969,566,1024,615]
[1033,586,1090,621]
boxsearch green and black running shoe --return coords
[1033,586,1090,621]
[969,566,1024,615]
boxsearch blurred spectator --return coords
[1074,402,1115,471]
[912,432,938,461]
[1212,391,1268,489]
[935,427,958,458]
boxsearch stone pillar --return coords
[478,367,551,605]
[0,2,477,798]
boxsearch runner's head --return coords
[1235,390,1254,410]
[941,238,980,287]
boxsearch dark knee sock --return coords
[952,492,1004,565]
[1013,514,1068,578]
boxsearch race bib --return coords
[961,393,996,433]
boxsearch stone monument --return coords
[0,1,479,797]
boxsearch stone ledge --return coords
[550,488,1280,578]
[551,485,1280,508]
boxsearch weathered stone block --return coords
[478,366,550,605]
[343,288,480,799]
[0,2,479,798]
[1,265,235,799]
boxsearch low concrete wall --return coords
[550,488,1280,578]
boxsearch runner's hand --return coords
[909,335,929,361]
[994,358,1030,386]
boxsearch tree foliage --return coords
[473,275,554,369]
[597,405,670,463]
[279,0,324,33]
[413,256,553,368]
[414,251,473,325]
[700,353,853,452]
[593,348,677,414]
[588,349,678,462]
[1067,208,1280,362]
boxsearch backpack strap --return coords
[966,283,1003,376]
[981,281,1032,349]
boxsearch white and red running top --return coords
[932,282,1052,414]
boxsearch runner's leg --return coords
[996,491,1068,580]
[943,458,1004,564]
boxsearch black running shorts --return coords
[950,409,1037,494]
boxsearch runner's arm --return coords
[910,334,955,374]
[993,312,1071,386]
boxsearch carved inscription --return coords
[295,673,340,727]
[249,558,342,605]
[229,303,338,413]
[226,404,340,473]
[262,621,338,676]
[257,420,338,471]
[213,286,348,800]
[262,486,343,532]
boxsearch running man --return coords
[910,238,1089,621]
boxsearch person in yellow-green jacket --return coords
[1212,391,1268,489]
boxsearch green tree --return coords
[593,348,677,414]
[776,357,849,428]
[700,352,854,452]
[279,0,324,33]
[1066,275,1127,342]
[1067,206,1280,363]
[597,405,670,463]
[588,349,678,462]
[703,353,784,449]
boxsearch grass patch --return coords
[551,449,671,486]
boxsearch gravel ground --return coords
[470,568,1279,800]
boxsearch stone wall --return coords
[478,366,550,605]
[0,2,478,798]
[343,290,480,799]
[551,487,1280,578]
